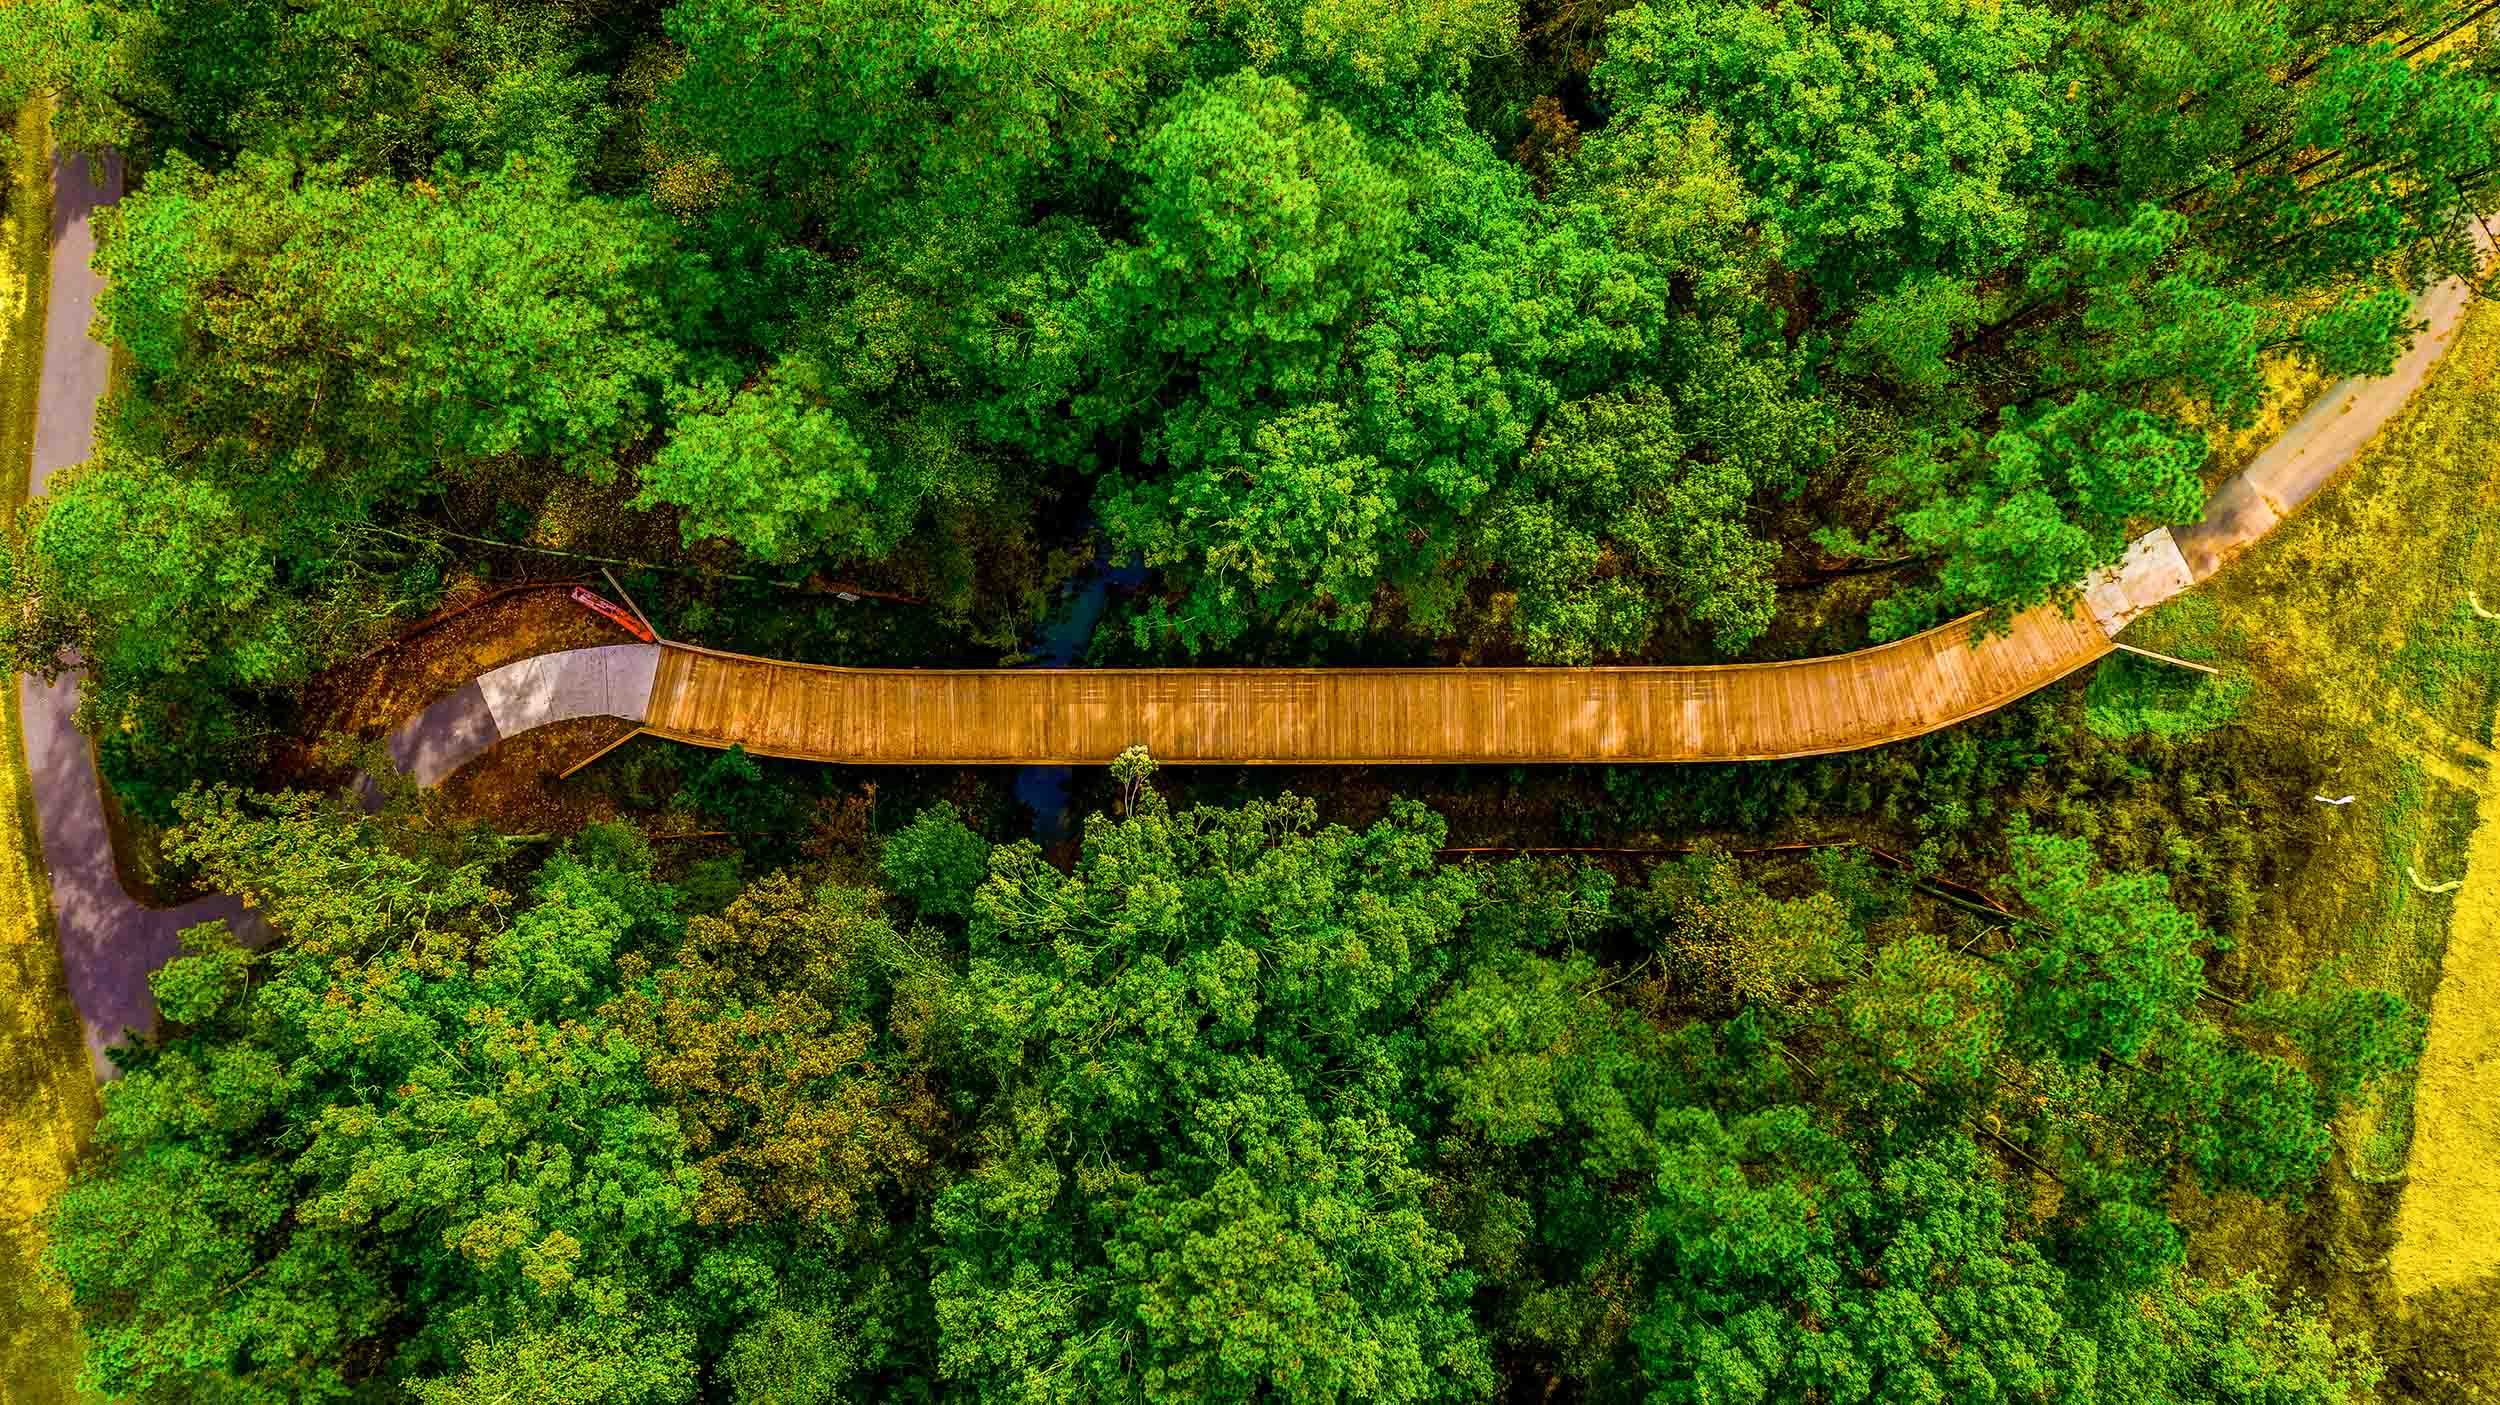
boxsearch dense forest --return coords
[1,0,2496,785]
[40,774,2417,1401]
[3,0,2500,1400]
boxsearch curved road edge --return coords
[22,152,261,1077]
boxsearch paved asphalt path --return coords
[2171,252,2484,581]
[20,149,642,1074]
[22,152,259,1079]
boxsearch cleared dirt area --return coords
[288,581,641,754]
[439,714,641,833]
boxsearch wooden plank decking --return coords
[638,601,2114,765]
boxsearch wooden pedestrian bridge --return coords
[637,602,2116,765]
[387,267,2476,781]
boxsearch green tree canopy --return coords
[42,778,2398,1404]
[930,791,1494,1402]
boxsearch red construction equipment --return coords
[570,586,656,642]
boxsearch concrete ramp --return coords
[384,644,658,787]
[475,643,660,735]
[2083,528,2197,635]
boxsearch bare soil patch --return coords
[438,716,640,834]
[286,582,637,757]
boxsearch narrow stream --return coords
[1014,552,1147,840]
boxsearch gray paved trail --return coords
[2171,266,2481,581]
[22,152,258,1078]
[21,149,628,1074]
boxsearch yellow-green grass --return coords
[2125,293,2500,1006]
[2122,296,2500,1333]
[0,100,100,1405]
[0,103,49,493]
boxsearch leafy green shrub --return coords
[672,744,806,840]
[878,802,990,919]
[2084,654,2250,741]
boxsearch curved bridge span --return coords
[384,260,2477,776]
[636,606,2115,765]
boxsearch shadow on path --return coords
[22,153,260,1078]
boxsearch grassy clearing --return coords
[2124,295,2500,1357]
[2127,297,2500,999]
[2390,753,2500,1293]
[2125,290,2500,1001]
[0,101,99,1405]
[2131,307,2500,746]
[2081,604,2251,742]
[0,105,47,489]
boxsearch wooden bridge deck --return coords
[639,602,2113,765]
[566,263,2496,771]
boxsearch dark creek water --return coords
[1013,554,1147,840]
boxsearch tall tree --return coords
[47,801,703,1400]
[930,791,1497,1403]
[658,0,1189,228]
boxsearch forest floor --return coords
[98,582,633,902]
[441,715,641,832]
[291,581,623,748]
[2123,293,2500,1384]
[0,104,102,1405]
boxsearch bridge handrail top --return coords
[656,603,2086,680]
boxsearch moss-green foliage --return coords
[1591,680,2297,940]
[877,803,989,919]
[2390,591,2500,728]
[2086,594,2249,741]
[671,745,805,841]
[42,783,2401,1403]
[15,0,2495,765]
[2085,655,2250,742]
